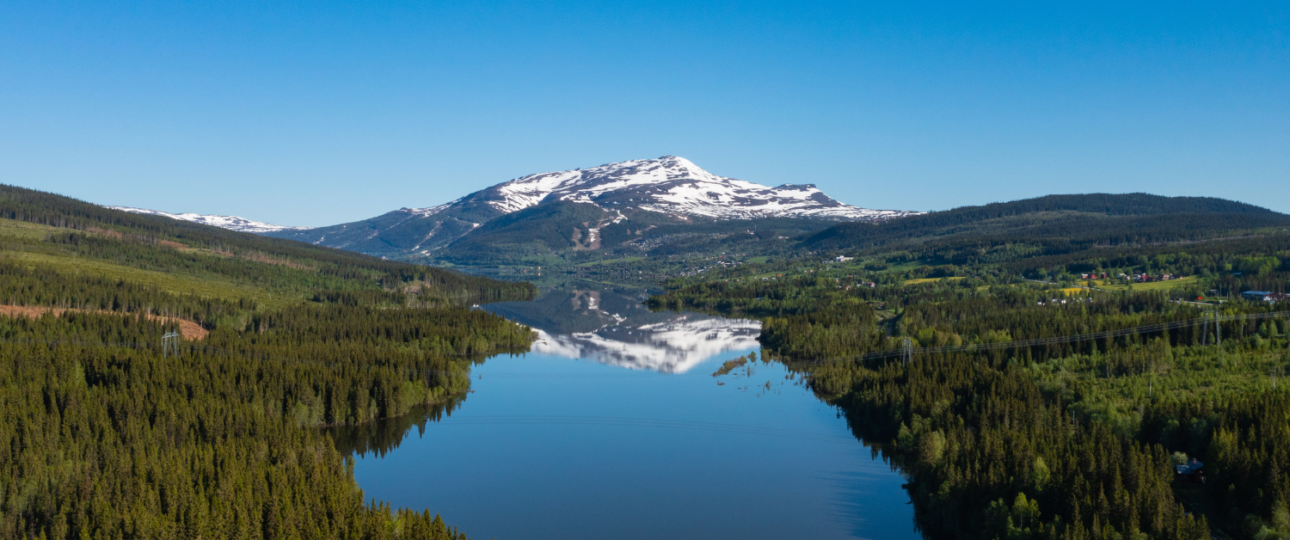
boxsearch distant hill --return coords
[0,184,533,303]
[803,193,1290,253]
[108,206,306,233]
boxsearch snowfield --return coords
[107,207,306,234]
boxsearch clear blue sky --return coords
[3,1,1287,227]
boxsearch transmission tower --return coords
[161,331,181,358]
[1201,306,1221,347]
[901,337,914,367]
[1201,309,1209,345]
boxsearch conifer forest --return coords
[0,185,534,539]
[650,204,1290,540]
[5,180,1290,540]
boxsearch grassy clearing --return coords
[904,276,966,286]
[0,218,57,241]
[0,218,323,310]
[1095,276,1199,292]
[883,261,923,273]
[576,256,645,267]
[0,250,291,309]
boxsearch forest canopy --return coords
[651,203,1290,540]
[0,185,536,540]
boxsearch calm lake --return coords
[327,288,918,540]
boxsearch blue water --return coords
[338,318,918,539]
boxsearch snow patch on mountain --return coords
[480,156,916,221]
[400,200,459,217]
[108,207,306,234]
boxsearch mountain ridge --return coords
[417,156,913,221]
[267,156,916,259]
[803,193,1290,255]
[108,206,306,234]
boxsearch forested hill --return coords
[650,207,1290,538]
[0,184,537,539]
[804,193,1290,252]
[0,184,534,303]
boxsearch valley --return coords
[6,179,1290,540]
[10,3,1285,539]
[324,298,918,540]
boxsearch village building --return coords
[1175,458,1206,484]
[1243,290,1288,303]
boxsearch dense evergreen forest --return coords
[0,185,536,539]
[651,207,1290,540]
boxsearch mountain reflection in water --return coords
[483,287,760,373]
[333,285,919,540]
[532,315,760,372]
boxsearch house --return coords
[1243,291,1287,303]
[835,255,854,262]
[1243,290,1271,301]
[1175,458,1206,484]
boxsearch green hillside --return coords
[798,194,1290,278]
[0,185,535,539]
[423,201,837,272]
[427,193,1288,288]
[805,193,1289,252]
[441,200,610,260]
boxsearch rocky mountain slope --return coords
[433,155,908,220]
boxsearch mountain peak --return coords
[464,156,916,221]
[265,156,921,259]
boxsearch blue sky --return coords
[3,1,1287,227]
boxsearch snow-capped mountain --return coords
[266,156,921,259]
[108,207,305,234]
[410,156,914,221]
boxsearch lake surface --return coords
[329,288,918,540]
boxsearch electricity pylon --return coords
[161,331,182,358]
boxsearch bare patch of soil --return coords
[0,305,209,340]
